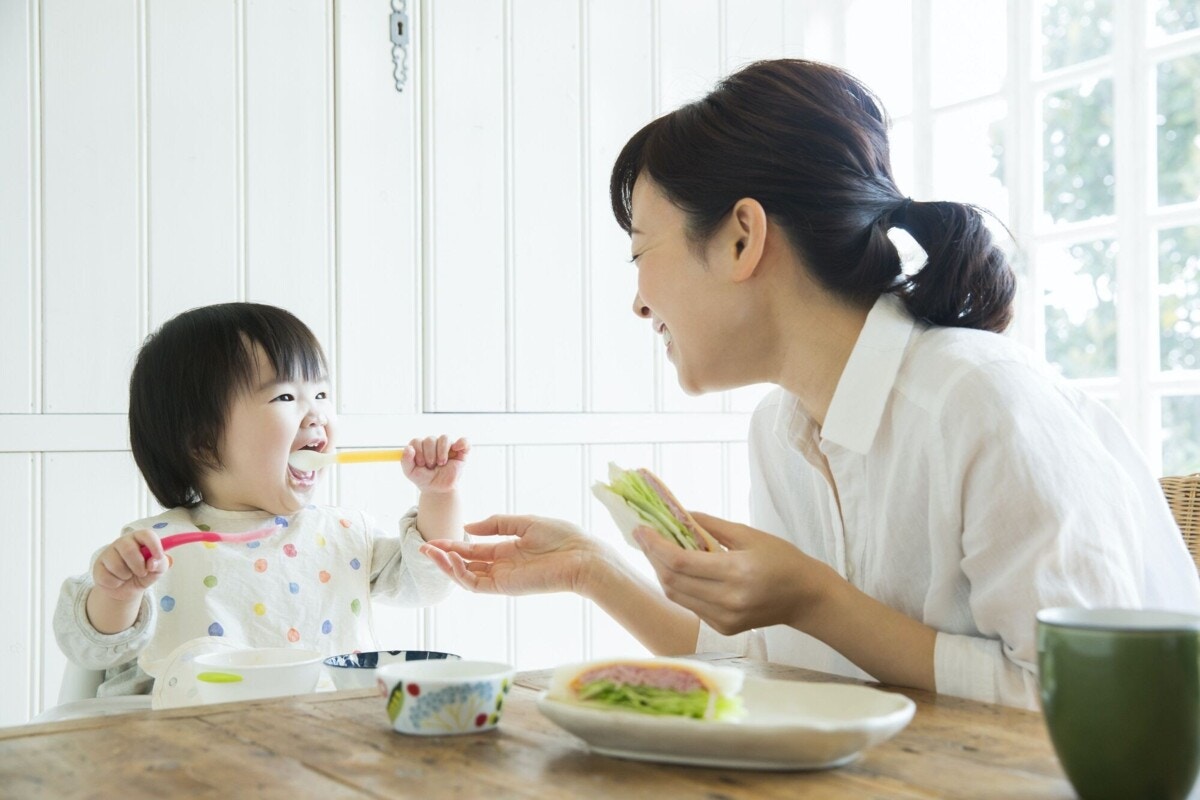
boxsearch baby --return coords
[54,302,466,699]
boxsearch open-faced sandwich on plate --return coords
[592,463,721,552]
[547,657,745,721]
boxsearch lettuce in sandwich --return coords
[592,462,720,551]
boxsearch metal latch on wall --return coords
[390,0,410,92]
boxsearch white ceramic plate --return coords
[536,677,915,771]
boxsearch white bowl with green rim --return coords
[193,647,323,705]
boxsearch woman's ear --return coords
[728,197,767,283]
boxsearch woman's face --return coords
[199,344,336,515]
[628,177,755,395]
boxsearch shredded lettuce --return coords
[576,680,743,720]
[602,469,700,550]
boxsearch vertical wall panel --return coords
[40,452,142,713]
[244,0,332,345]
[0,455,35,727]
[657,0,724,413]
[586,443,654,659]
[334,0,420,414]
[335,459,423,648]
[512,445,583,669]
[0,0,35,413]
[511,0,583,411]
[659,443,724,520]
[586,0,656,412]
[41,0,140,412]
[781,0,809,57]
[723,0,786,70]
[146,1,239,326]
[428,445,510,661]
[427,0,506,410]
[659,0,722,109]
[796,0,844,64]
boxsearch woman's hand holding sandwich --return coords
[633,511,831,634]
[634,510,938,693]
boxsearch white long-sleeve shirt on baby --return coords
[54,503,453,697]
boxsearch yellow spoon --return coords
[288,448,406,471]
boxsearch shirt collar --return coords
[775,293,915,456]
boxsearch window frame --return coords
[882,0,1200,476]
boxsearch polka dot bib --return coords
[132,503,378,670]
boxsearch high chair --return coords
[57,661,105,704]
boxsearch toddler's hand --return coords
[402,435,469,494]
[91,528,168,603]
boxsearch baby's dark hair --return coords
[129,302,327,509]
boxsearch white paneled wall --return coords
[335,0,421,414]
[0,455,35,724]
[586,0,655,412]
[0,0,813,726]
[0,0,36,415]
[427,0,507,411]
[41,0,142,414]
[146,0,240,319]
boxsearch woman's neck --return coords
[769,282,871,429]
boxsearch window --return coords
[844,0,1200,476]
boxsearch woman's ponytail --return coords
[889,200,1015,333]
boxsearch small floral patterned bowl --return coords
[376,660,514,735]
[325,650,461,691]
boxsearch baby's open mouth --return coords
[288,441,326,482]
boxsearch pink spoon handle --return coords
[139,524,280,560]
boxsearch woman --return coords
[421,59,1200,709]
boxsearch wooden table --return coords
[0,655,1074,799]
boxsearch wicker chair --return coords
[1160,473,1200,573]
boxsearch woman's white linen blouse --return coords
[697,293,1200,709]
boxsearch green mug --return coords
[1037,607,1200,800]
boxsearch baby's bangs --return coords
[227,305,328,393]
[253,321,328,385]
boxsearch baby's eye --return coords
[316,391,328,400]
[272,393,295,402]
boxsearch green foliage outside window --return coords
[1159,226,1200,373]
[1016,0,1200,471]
[1157,53,1200,207]
[1156,0,1200,36]
[1044,239,1118,379]
[1164,396,1200,475]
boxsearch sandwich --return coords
[592,463,721,552]
[548,657,745,721]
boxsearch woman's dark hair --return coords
[129,302,327,509]
[610,59,1014,333]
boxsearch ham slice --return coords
[574,663,706,694]
[548,657,745,721]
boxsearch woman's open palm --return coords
[421,514,606,596]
